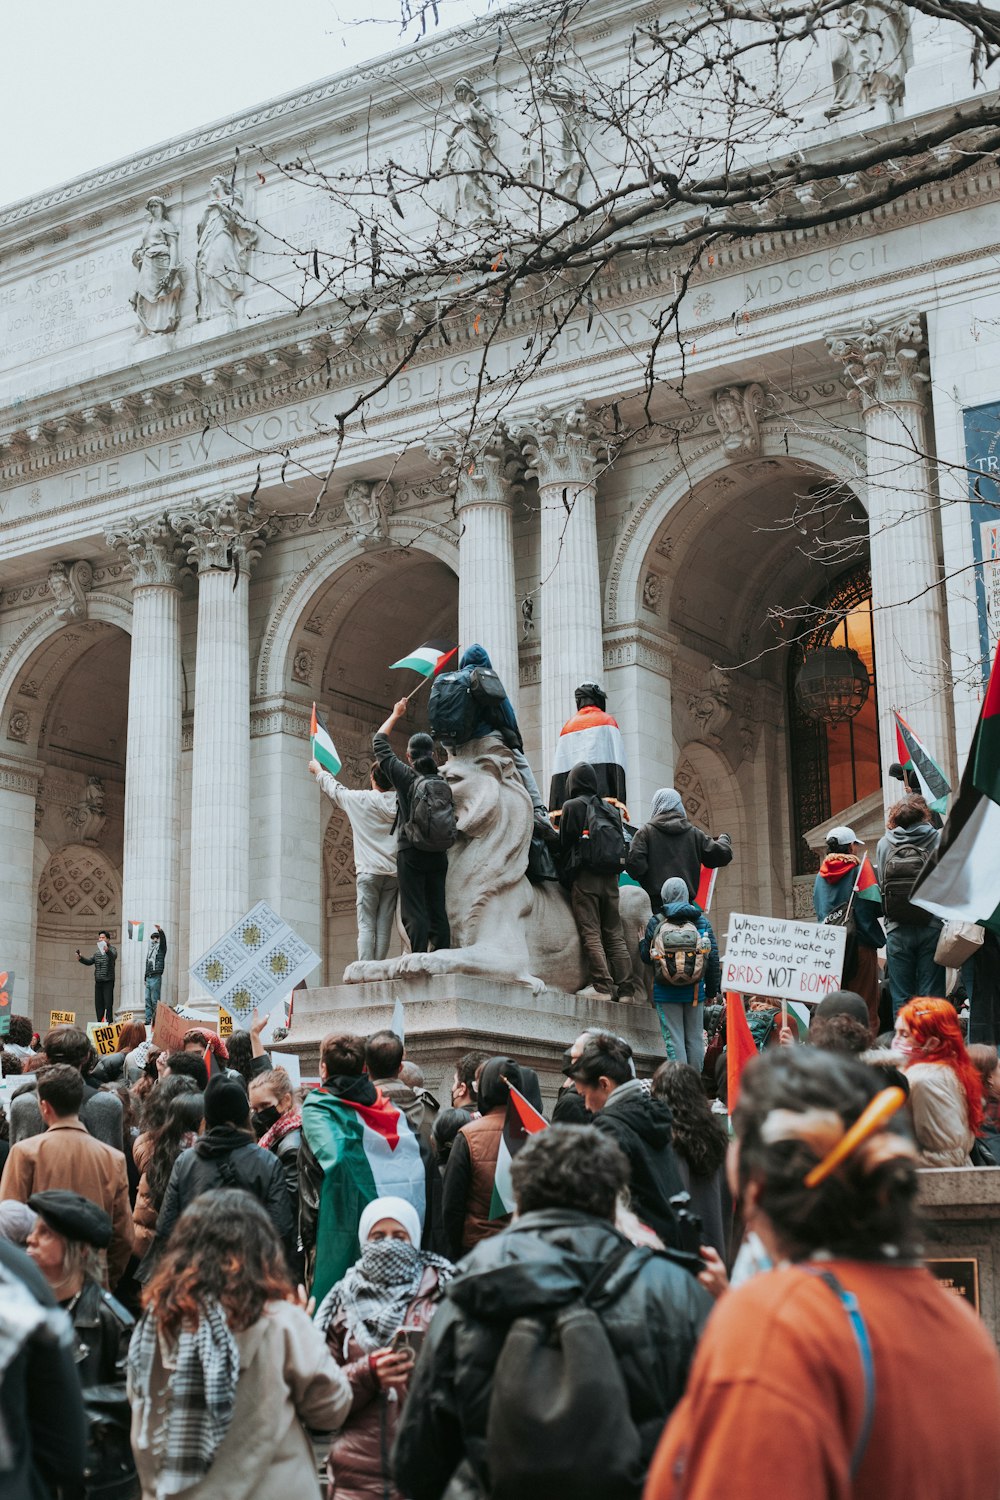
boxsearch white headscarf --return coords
[358,1196,421,1248]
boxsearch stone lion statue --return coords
[343,737,651,993]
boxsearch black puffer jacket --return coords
[393,1208,710,1500]
[155,1124,294,1263]
[625,811,732,905]
[592,1080,685,1248]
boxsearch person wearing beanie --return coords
[152,1073,294,1267]
[373,697,452,955]
[813,826,885,1034]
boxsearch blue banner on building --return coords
[963,400,1000,686]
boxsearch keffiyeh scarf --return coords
[128,1299,239,1499]
[316,1240,454,1353]
[257,1108,301,1153]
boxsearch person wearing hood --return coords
[640,878,721,1067]
[394,1125,710,1500]
[875,795,944,1016]
[441,1056,528,1260]
[559,761,634,1001]
[310,754,399,962]
[626,788,732,906]
[813,825,885,1033]
[549,681,628,813]
[565,1035,684,1248]
[441,644,549,820]
[153,1075,294,1267]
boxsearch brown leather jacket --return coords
[446,1109,506,1257]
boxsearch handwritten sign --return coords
[88,1022,124,1056]
[49,1010,76,1028]
[152,1004,217,1053]
[720,914,847,1002]
[218,1009,233,1040]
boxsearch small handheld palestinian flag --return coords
[893,710,951,814]
[310,703,342,776]
[489,1085,548,1219]
[696,866,719,912]
[389,639,458,678]
[127,919,144,942]
[853,853,881,905]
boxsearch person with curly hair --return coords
[646,1048,1000,1498]
[894,996,981,1166]
[132,1091,204,1263]
[651,1061,729,1259]
[129,1191,351,1500]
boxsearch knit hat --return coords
[358,1196,421,1247]
[204,1075,251,1129]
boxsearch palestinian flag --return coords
[489,1085,548,1219]
[894,710,951,814]
[310,703,342,776]
[853,854,881,904]
[549,705,628,811]
[390,640,458,677]
[302,1085,425,1303]
[726,992,757,1111]
[127,919,144,941]
[912,642,1000,931]
[696,866,719,912]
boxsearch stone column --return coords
[516,406,607,792]
[106,516,183,1014]
[0,754,43,1021]
[429,430,521,708]
[169,495,267,968]
[827,311,953,800]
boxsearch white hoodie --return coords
[316,768,397,878]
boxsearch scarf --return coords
[315,1240,454,1353]
[258,1108,301,1153]
[0,1263,74,1470]
[128,1299,239,1499]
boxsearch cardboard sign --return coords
[49,1010,76,1028]
[151,1004,219,1053]
[88,1022,124,1056]
[189,901,319,1026]
[218,1008,233,1039]
[118,1012,134,1024]
[720,913,848,1002]
[270,1050,302,1091]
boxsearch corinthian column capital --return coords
[426,425,521,513]
[514,404,606,488]
[168,493,269,575]
[826,310,929,411]
[105,514,182,588]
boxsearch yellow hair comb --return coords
[803,1087,907,1189]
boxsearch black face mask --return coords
[252,1105,281,1138]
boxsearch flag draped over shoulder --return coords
[310,704,342,776]
[912,645,1000,932]
[894,710,951,814]
[489,1086,548,1219]
[549,705,627,810]
[302,1086,426,1304]
[726,992,757,1111]
[390,640,458,677]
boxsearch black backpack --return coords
[580,797,627,874]
[468,665,507,714]
[882,842,933,925]
[485,1243,647,1500]
[402,773,457,852]
[428,671,480,744]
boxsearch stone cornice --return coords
[249,694,312,740]
[0,752,45,797]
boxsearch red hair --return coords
[898,998,983,1133]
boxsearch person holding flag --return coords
[812,826,884,1034]
[309,703,399,963]
[440,1055,533,1260]
[875,797,944,1017]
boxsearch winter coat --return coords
[640,900,721,1005]
[130,1300,352,1500]
[875,823,941,931]
[441,1059,527,1258]
[70,1276,135,1495]
[455,644,522,748]
[626,812,732,906]
[78,944,117,983]
[132,1128,198,1260]
[592,1079,685,1248]
[8,1075,124,1152]
[373,732,448,855]
[812,855,884,948]
[326,1264,449,1500]
[904,1060,974,1167]
[144,931,166,979]
[316,770,398,878]
[392,1208,711,1500]
[155,1124,294,1264]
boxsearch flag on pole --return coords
[310,703,342,776]
[389,640,458,678]
[696,866,719,912]
[893,710,951,814]
[726,991,758,1111]
[912,642,1000,931]
[127,919,145,941]
[853,854,881,904]
[489,1086,548,1219]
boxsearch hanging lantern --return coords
[795,645,870,723]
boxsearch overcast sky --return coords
[1,0,493,208]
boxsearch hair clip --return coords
[803,1087,907,1189]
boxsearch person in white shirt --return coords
[310,758,399,961]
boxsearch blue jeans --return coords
[657,1001,705,1068]
[144,973,162,1025]
[356,873,398,961]
[886,923,945,1016]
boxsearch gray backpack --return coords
[402,773,457,852]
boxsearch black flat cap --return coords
[28,1190,112,1249]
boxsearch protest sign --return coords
[118,1012,134,1024]
[49,1009,76,1027]
[218,1008,233,1039]
[720,913,847,1002]
[89,1021,124,1056]
[152,1004,218,1051]
[0,971,12,1037]
[271,1050,302,1090]
[189,901,319,1027]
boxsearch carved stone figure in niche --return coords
[522,56,587,204]
[343,479,393,542]
[642,573,663,612]
[521,594,535,636]
[130,197,182,336]
[827,2,908,117]
[711,383,765,460]
[441,78,497,226]
[196,176,257,323]
[47,561,93,622]
[64,776,107,845]
[687,665,733,743]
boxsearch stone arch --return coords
[605,426,866,629]
[0,593,133,730]
[674,739,748,930]
[256,517,459,698]
[34,841,123,1022]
